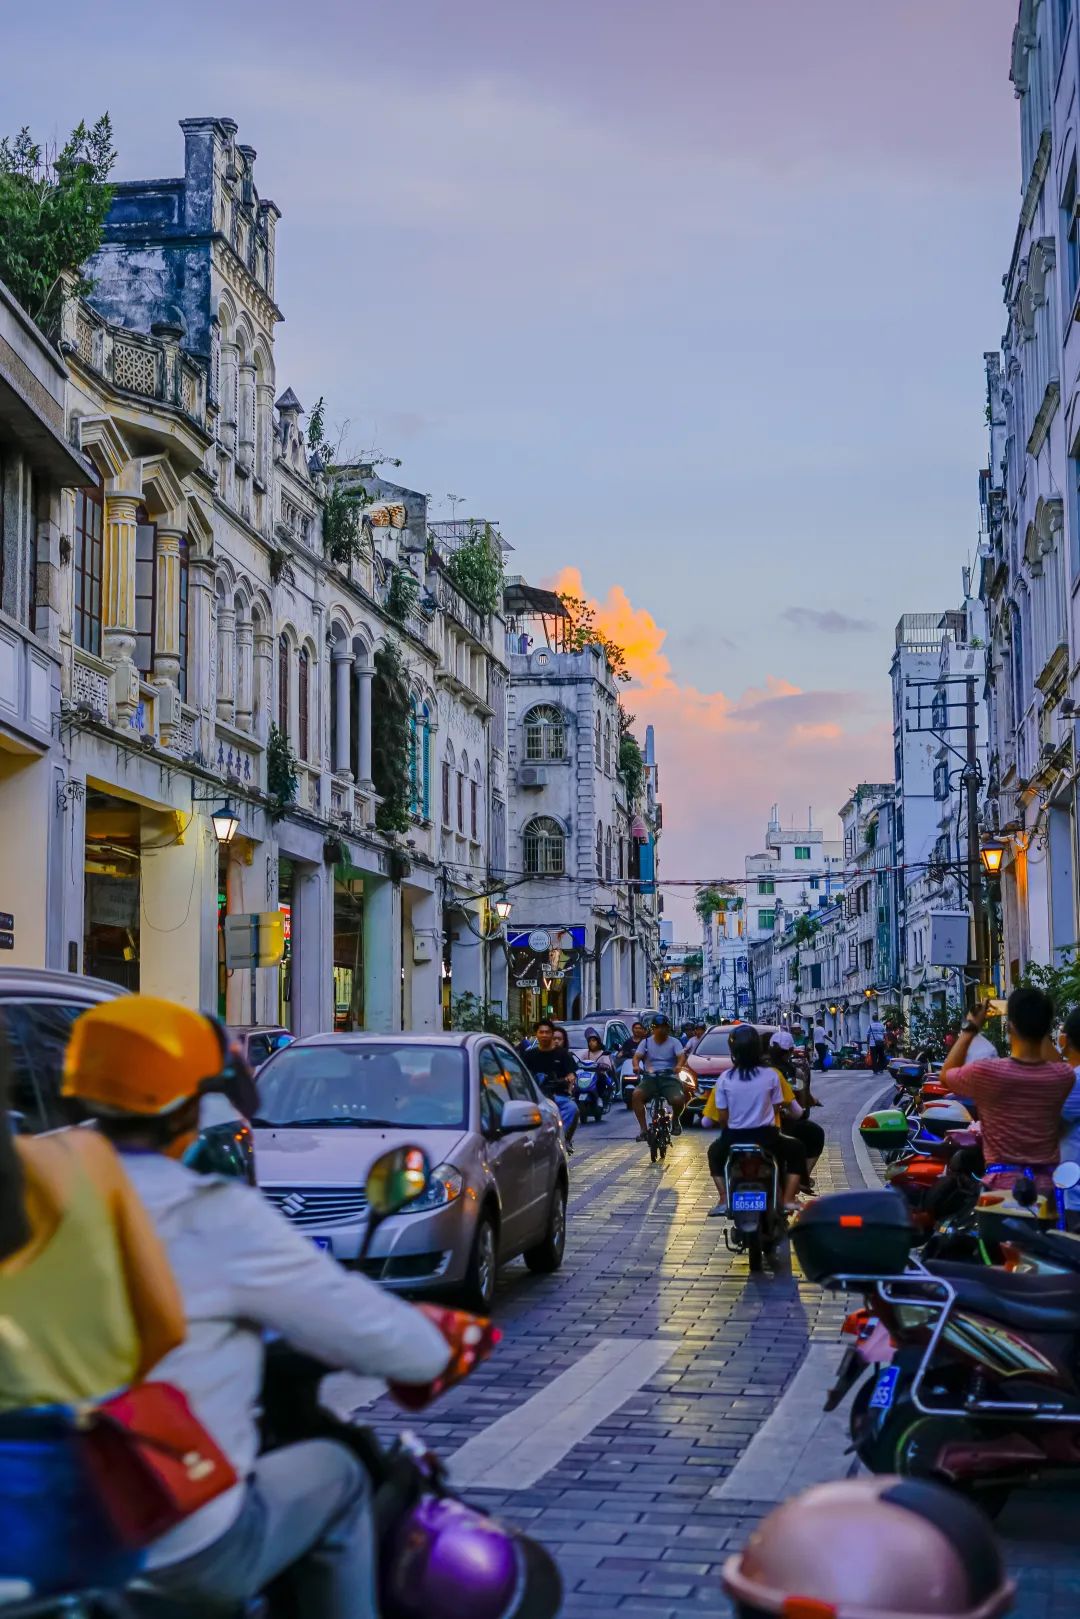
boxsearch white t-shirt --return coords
[713,1065,783,1129]
[814,1026,828,1044]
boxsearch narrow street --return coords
[333,1075,1080,1618]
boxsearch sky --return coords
[5,0,1022,935]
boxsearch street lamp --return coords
[494,896,513,921]
[979,838,1006,878]
[211,801,240,845]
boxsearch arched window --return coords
[297,647,310,760]
[421,703,432,820]
[471,759,482,842]
[596,819,604,878]
[134,505,157,677]
[594,713,602,768]
[604,719,613,775]
[523,704,566,762]
[1010,602,1026,728]
[458,751,468,834]
[278,633,290,737]
[409,698,420,814]
[524,816,565,876]
[605,826,613,882]
[177,537,190,702]
[442,742,455,828]
[617,837,624,879]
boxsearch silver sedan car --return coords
[252,1032,569,1313]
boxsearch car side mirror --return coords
[499,1099,543,1133]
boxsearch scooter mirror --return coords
[1052,1161,1080,1191]
[366,1145,432,1217]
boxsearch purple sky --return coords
[5,0,1022,932]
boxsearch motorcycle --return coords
[722,1141,786,1274]
[792,1173,1080,1509]
[574,1059,617,1122]
[619,1056,637,1110]
[0,1147,562,1619]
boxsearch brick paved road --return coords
[346,1073,1080,1616]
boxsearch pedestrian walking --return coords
[867,1015,887,1073]
[812,1022,831,1071]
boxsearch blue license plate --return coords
[311,1236,332,1252]
[869,1366,899,1411]
[731,1190,768,1212]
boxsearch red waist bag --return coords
[78,1381,238,1547]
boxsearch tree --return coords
[307,397,367,566]
[1018,953,1080,1018]
[444,524,503,616]
[618,731,645,804]
[450,992,521,1042]
[695,886,726,924]
[0,116,116,329]
[558,592,631,682]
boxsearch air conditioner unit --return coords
[518,766,548,788]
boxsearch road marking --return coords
[446,1336,678,1489]
[708,1342,856,1503]
[850,1079,893,1189]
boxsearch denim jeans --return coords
[142,1439,375,1619]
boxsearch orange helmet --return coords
[63,997,227,1117]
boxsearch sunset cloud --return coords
[546,567,890,931]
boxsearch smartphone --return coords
[986,998,1008,1018]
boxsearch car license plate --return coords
[869,1365,899,1411]
[311,1236,332,1252]
[731,1190,767,1212]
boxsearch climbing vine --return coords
[617,730,645,805]
[371,641,412,833]
[308,396,367,566]
[386,565,421,624]
[444,523,504,617]
[266,722,298,819]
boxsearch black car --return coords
[0,968,254,1181]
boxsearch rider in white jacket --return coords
[62,998,450,1619]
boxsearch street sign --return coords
[223,912,286,969]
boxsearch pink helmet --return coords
[722,1476,1014,1618]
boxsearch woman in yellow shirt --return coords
[0,1069,184,1410]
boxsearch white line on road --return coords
[708,1342,856,1503]
[447,1336,678,1490]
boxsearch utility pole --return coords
[965,674,987,1010]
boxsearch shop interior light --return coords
[211,801,240,845]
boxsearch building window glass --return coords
[757,879,774,895]
[757,909,775,930]
[297,648,310,761]
[73,485,104,656]
[594,713,602,768]
[605,827,612,882]
[421,705,431,819]
[441,760,451,827]
[596,820,603,878]
[604,719,613,775]
[408,702,420,814]
[794,845,810,860]
[278,634,290,738]
[470,777,479,841]
[177,538,190,701]
[457,770,465,832]
[524,816,565,875]
[134,508,156,678]
[523,704,566,761]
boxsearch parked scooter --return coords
[0,1148,562,1619]
[792,1172,1080,1509]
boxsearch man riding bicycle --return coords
[632,1012,688,1142]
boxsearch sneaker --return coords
[707,1201,727,1217]
[671,1117,683,1137]
[635,1130,648,1143]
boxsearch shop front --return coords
[507,925,586,1028]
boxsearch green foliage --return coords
[618,731,645,804]
[558,592,631,682]
[307,396,367,566]
[792,913,820,944]
[695,885,727,924]
[907,1000,1005,1060]
[266,723,298,818]
[450,992,521,1042]
[1017,954,1080,1019]
[386,565,420,624]
[444,524,504,617]
[682,950,703,970]
[371,640,412,833]
[0,116,117,330]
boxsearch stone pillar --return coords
[238,363,256,474]
[216,604,236,723]
[255,382,274,486]
[152,528,184,688]
[406,887,441,1031]
[187,556,215,759]
[333,649,352,775]
[356,662,374,787]
[102,492,141,721]
[235,617,254,733]
[363,875,401,1031]
[253,629,273,742]
[220,344,238,454]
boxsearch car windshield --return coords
[255,1042,467,1129]
[694,1029,730,1057]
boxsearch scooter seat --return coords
[927,1260,1080,1331]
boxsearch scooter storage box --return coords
[858,1108,910,1153]
[790,1190,914,1283]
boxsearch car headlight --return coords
[397,1162,464,1213]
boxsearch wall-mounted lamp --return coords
[494,896,513,921]
[211,801,241,845]
[979,838,1007,878]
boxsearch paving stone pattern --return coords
[351,1071,1080,1616]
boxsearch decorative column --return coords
[102,491,140,722]
[150,526,184,742]
[356,661,374,788]
[235,616,254,732]
[216,603,236,723]
[253,628,273,741]
[332,647,353,776]
[255,381,274,485]
[187,555,215,759]
[237,363,256,475]
[220,344,238,454]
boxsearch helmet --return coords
[385,1495,562,1619]
[770,1029,795,1052]
[583,1027,601,1042]
[722,1476,1013,1618]
[63,996,229,1117]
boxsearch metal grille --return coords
[262,1186,369,1228]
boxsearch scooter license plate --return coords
[310,1236,332,1252]
[868,1365,899,1411]
[731,1190,768,1212]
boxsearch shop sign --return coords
[507,925,586,989]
